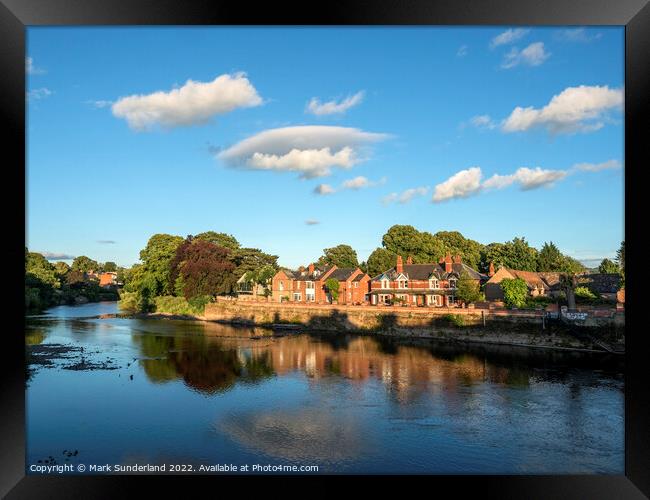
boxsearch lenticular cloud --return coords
[217,125,389,179]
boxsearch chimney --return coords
[396,255,403,274]
[444,252,452,274]
[308,263,315,274]
[454,254,462,264]
[488,262,495,277]
[406,255,413,265]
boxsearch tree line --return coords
[25,249,123,313]
[120,232,279,313]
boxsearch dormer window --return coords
[381,279,389,289]
[449,279,457,289]
[398,280,407,289]
[429,278,439,289]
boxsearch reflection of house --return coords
[484,265,561,301]
[272,263,336,303]
[369,254,485,307]
[576,273,622,301]
[99,272,118,287]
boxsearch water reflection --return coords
[129,323,623,404]
[25,305,624,474]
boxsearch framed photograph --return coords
[4,0,648,497]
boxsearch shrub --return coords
[442,313,465,327]
[500,278,528,308]
[154,295,211,316]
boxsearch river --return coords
[25,302,624,474]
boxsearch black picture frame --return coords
[2,0,648,497]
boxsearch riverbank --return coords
[138,299,624,354]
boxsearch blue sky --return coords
[26,27,624,269]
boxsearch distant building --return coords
[484,266,561,301]
[576,273,622,301]
[235,272,270,297]
[369,253,485,307]
[98,272,118,287]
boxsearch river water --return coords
[25,302,624,474]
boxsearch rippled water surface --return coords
[26,302,624,474]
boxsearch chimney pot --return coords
[308,263,315,274]
[406,256,413,265]
[396,255,404,274]
[488,262,495,277]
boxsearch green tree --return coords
[598,258,619,274]
[433,230,484,270]
[54,261,70,280]
[325,278,340,302]
[231,247,278,277]
[26,252,60,288]
[193,231,240,250]
[559,273,578,310]
[381,225,444,263]
[71,255,99,273]
[103,261,117,272]
[317,244,359,268]
[537,242,564,271]
[500,278,528,308]
[616,241,625,275]
[455,270,482,304]
[366,248,397,277]
[139,234,184,295]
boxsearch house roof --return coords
[577,273,621,294]
[352,273,368,282]
[505,269,549,290]
[327,267,357,281]
[285,265,334,282]
[373,262,486,281]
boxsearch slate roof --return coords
[373,262,486,281]
[327,267,357,281]
[286,265,334,282]
[577,273,622,294]
[352,273,368,282]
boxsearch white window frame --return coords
[279,281,284,291]
[449,279,457,289]
[398,280,407,289]
[293,293,302,301]
[306,281,315,289]
[448,295,456,305]
[429,278,439,289]
[354,282,359,288]
[382,279,389,289]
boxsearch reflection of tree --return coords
[133,333,275,394]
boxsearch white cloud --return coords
[112,72,262,130]
[26,88,52,101]
[490,28,529,48]
[26,57,45,75]
[483,167,567,191]
[342,176,370,189]
[306,91,364,116]
[432,167,483,203]
[502,85,623,134]
[469,114,497,130]
[314,183,336,195]
[85,100,113,109]
[572,159,622,172]
[501,42,550,68]
[555,28,602,43]
[398,187,429,204]
[218,125,389,179]
[249,147,355,179]
[457,45,468,57]
[305,219,320,225]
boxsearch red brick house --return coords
[324,267,371,305]
[272,264,370,304]
[271,263,336,303]
[98,272,118,287]
[369,253,486,307]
